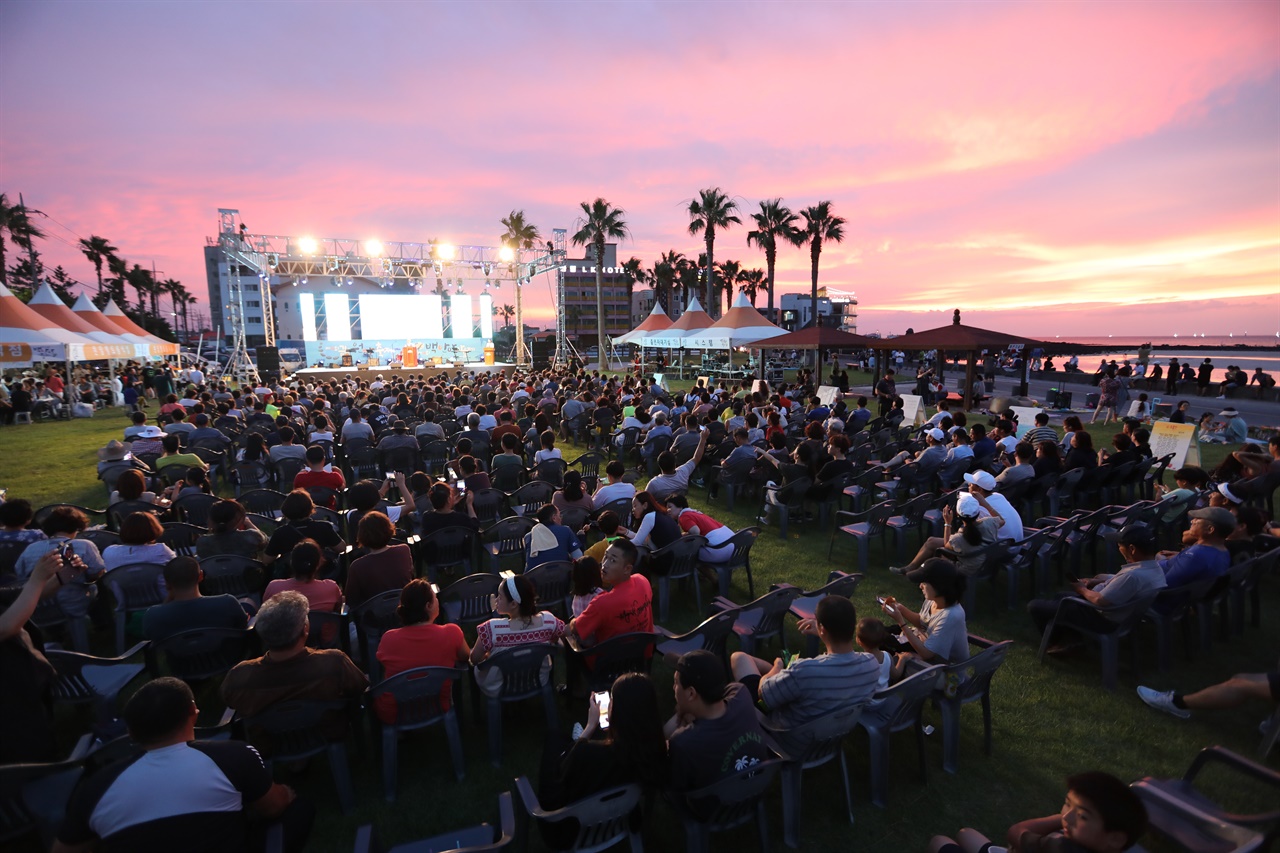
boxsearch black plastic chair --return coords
[239,488,289,519]
[711,586,803,657]
[145,626,257,682]
[672,757,784,853]
[418,525,478,584]
[524,560,574,620]
[655,610,738,670]
[470,488,510,527]
[647,534,706,621]
[582,631,658,693]
[699,526,760,601]
[769,704,865,848]
[780,571,864,657]
[102,562,168,654]
[510,481,555,516]
[107,499,162,532]
[366,665,467,802]
[243,698,358,813]
[480,517,537,573]
[199,555,266,602]
[438,573,502,634]
[46,642,149,730]
[353,790,516,853]
[0,736,93,850]
[160,521,204,557]
[172,493,217,528]
[352,589,407,677]
[473,643,560,767]
[935,637,1014,774]
[856,664,941,808]
[1035,591,1157,691]
[514,777,643,853]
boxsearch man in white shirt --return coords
[591,460,638,510]
[964,470,1023,541]
[646,428,709,498]
[188,366,205,386]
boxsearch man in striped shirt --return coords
[730,595,880,729]
[1020,411,1059,447]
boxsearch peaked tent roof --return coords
[615,302,671,345]
[682,293,788,348]
[876,309,1042,351]
[102,299,168,344]
[73,294,151,343]
[29,282,118,342]
[645,297,714,349]
[0,282,96,345]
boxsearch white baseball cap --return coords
[964,470,998,491]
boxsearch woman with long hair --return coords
[238,432,268,463]
[623,490,679,552]
[470,573,566,695]
[1064,429,1098,471]
[1033,439,1064,478]
[552,470,594,516]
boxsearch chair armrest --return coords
[114,640,150,662]
[966,633,999,650]
[1184,746,1280,793]
[514,775,553,819]
[654,624,677,639]
[67,732,96,762]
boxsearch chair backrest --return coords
[420,439,452,475]
[586,632,657,690]
[172,493,217,527]
[470,489,510,526]
[865,664,943,733]
[791,571,864,614]
[439,573,502,629]
[99,463,138,496]
[33,504,105,529]
[559,505,592,534]
[571,452,607,490]
[534,458,567,487]
[511,481,555,513]
[273,457,307,488]
[476,643,558,702]
[599,498,635,531]
[107,500,160,531]
[670,609,740,658]
[80,529,121,554]
[380,446,419,476]
[368,665,464,728]
[647,534,706,578]
[732,586,803,637]
[516,779,642,853]
[103,562,167,612]
[199,555,265,598]
[678,757,784,831]
[233,461,273,490]
[152,627,257,682]
[0,753,85,849]
[242,698,353,760]
[160,522,204,557]
[239,489,288,517]
[720,526,760,572]
[942,640,1014,706]
[524,560,574,614]
[0,540,28,578]
[352,589,406,658]
[769,703,865,768]
[482,516,538,555]
[419,525,478,567]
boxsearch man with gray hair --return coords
[220,591,367,724]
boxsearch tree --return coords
[716,259,743,315]
[799,200,847,330]
[621,256,647,326]
[498,303,515,330]
[739,268,767,308]
[686,187,740,316]
[125,264,154,314]
[49,266,78,303]
[747,198,803,321]
[100,254,129,308]
[0,193,46,289]
[652,249,687,314]
[499,210,542,366]
[161,279,188,338]
[571,198,629,366]
[676,252,702,311]
[6,255,44,299]
[78,235,118,298]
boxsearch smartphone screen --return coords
[876,596,887,606]
[593,691,611,729]
[456,481,466,493]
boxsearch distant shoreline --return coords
[1048,342,1279,354]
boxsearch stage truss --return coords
[215,209,568,375]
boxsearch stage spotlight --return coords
[482,263,492,276]
[437,243,456,260]
[298,237,319,255]
[291,278,297,287]
[365,239,383,257]
[300,276,308,285]
[346,276,354,286]
[267,253,279,268]
[328,258,339,272]
[498,245,515,263]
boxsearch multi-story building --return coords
[778,288,858,332]
[631,288,656,326]
[204,244,271,347]
[558,243,632,346]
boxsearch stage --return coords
[290,362,516,384]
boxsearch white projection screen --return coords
[478,294,493,339]
[359,294,444,339]
[323,293,351,341]
[449,294,472,338]
[299,293,317,341]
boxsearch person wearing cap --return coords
[375,419,418,453]
[1027,523,1165,644]
[880,558,970,665]
[892,493,1001,577]
[1156,507,1232,588]
[187,412,229,448]
[963,470,1023,542]
[1199,407,1246,444]
[878,427,948,475]
[729,595,881,730]
[665,650,774,793]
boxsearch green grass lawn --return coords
[0,411,1272,852]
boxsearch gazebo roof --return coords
[763,324,878,351]
[878,309,1042,350]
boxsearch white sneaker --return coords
[1137,686,1190,719]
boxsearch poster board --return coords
[1008,406,1047,438]
[1149,421,1199,469]
[653,373,666,390]
[696,375,710,391]
[816,385,842,406]
[898,394,925,426]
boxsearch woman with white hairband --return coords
[470,573,566,696]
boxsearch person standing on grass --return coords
[1091,371,1120,425]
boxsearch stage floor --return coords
[291,362,514,383]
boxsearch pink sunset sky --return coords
[2,1,1278,338]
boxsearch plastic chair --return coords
[828,500,894,572]
[769,704,865,848]
[102,562,168,654]
[655,610,738,669]
[1144,577,1218,671]
[468,488,510,528]
[570,451,607,492]
[473,643,560,767]
[80,528,121,555]
[353,790,515,853]
[367,665,467,802]
[307,606,350,654]
[583,631,658,693]
[233,461,273,496]
[780,571,864,657]
[511,481,556,516]
[710,586,803,657]
[647,534,707,621]
[239,488,289,519]
[244,698,358,813]
[514,777,643,853]
[418,525,478,584]
[172,493,217,528]
[438,573,502,633]
[480,517,536,573]
[885,493,932,564]
[145,627,257,682]
[199,555,266,602]
[560,505,592,536]
[764,476,811,540]
[273,456,308,490]
[699,526,760,601]
[32,503,107,529]
[597,498,636,532]
[106,499,161,532]
[160,521,204,557]
[855,664,941,808]
[935,637,1014,774]
[352,589,407,676]
[1131,746,1280,853]
[0,735,93,850]
[1035,591,1157,691]
[672,757,784,853]
[534,458,568,487]
[46,642,149,729]
[524,560,574,619]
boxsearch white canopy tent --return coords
[644,296,714,349]
[614,302,671,345]
[681,293,787,349]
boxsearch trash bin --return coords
[1056,391,1072,409]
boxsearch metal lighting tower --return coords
[216,209,263,386]
[551,228,574,369]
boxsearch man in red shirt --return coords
[569,538,653,647]
[292,445,345,507]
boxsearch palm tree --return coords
[716,259,743,315]
[78,235,118,297]
[621,256,646,326]
[652,249,686,315]
[739,268,766,308]
[103,255,129,308]
[498,303,515,330]
[799,200,847,329]
[686,187,740,316]
[125,264,154,315]
[499,210,541,365]
[161,279,187,337]
[746,198,803,321]
[0,193,47,289]
[571,198,629,368]
[676,252,702,312]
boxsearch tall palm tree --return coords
[571,198,629,368]
[652,249,686,314]
[498,303,515,330]
[716,259,743,315]
[621,256,646,325]
[161,279,186,337]
[739,268,766,308]
[102,254,129,308]
[78,235,118,297]
[0,193,47,289]
[686,187,740,316]
[675,252,701,311]
[799,200,847,329]
[125,264,154,315]
[746,198,802,321]
[499,210,541,365]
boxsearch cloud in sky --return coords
[1,0,1277,337]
